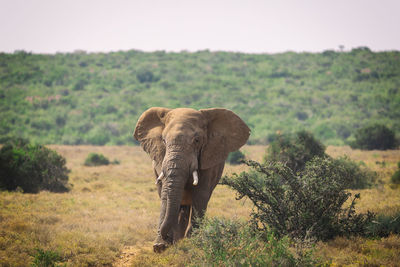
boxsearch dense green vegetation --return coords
[265,130,377,189]
[222,159,374,241]
[265,130,326,173]
[1,48,399,145]
[350,123,397,150]
[0,138,70,193]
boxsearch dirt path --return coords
[113,242,153,267]
[113,246,138,267]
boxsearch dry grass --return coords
[0,145,399,266]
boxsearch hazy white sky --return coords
[1,0,399,54]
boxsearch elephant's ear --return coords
[199,108,250,170]
[134,107,171,165]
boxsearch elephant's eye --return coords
[162,138,166,144]
[194,137,200,143]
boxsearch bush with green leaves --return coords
[84,153,110,166]
[333,156,377,189]
[366,210,400,237]
[350,124,397,150]
[226,150,245,165]
[221,158,375,241]
[190,217,316,266]
[31,248,65,267]
[0,138,70,193]
[265,130,326,173]
[265,131,376,189]
[390,162,400,184]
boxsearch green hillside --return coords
[0,48,399,145]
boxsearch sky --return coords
[1,0,399,54]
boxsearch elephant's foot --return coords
[153,234,172,253]
[153,242,168,253]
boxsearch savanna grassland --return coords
[0,145,399,266]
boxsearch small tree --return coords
[265,130,326,173]
[265,131,376,189]
[221,158,374,241]
[350,124,397,150]
[0,138,70,193]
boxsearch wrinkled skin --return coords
[134,107,250,252]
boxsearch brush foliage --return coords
[0,138,70,193]
[221,159,375,241]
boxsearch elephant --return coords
[134,107,250,252]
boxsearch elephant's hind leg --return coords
[173,205,191,241]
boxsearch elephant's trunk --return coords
[160,168,186,240]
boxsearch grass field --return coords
[0,145,399,266]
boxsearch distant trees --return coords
[136,69,159,83]
[0,50,399,145]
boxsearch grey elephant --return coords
[134,107,250,252]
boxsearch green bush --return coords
[350,124,397,150]
[84,153,110,166]
[366,211,400,237]
[265,130,326,173]
[226,150,245,165]
[31,248,65,267]
[0,138,70,193]
[265,131,376,189]
[390,162,400,184]
[190,217,316,266]
[333,156,377,189]
[221,158,375,241]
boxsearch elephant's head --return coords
[134,107,250,242]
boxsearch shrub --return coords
[0,138,70,193]
[84,153,110,166]
[31,248,65,267]
[366,210,400,237]
[265,131,376,189]
[350,124,397,150]
[390,162,400,184]
[190,217,316,266]
[333,156,377,189]
[226,150,245,165]
[265,130,326,173]
[221,158,375,241]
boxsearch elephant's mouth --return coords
[156,170,199,186]
[181,189,192,205]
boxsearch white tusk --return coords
[155,172,164,184]
[193,170,198,186]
